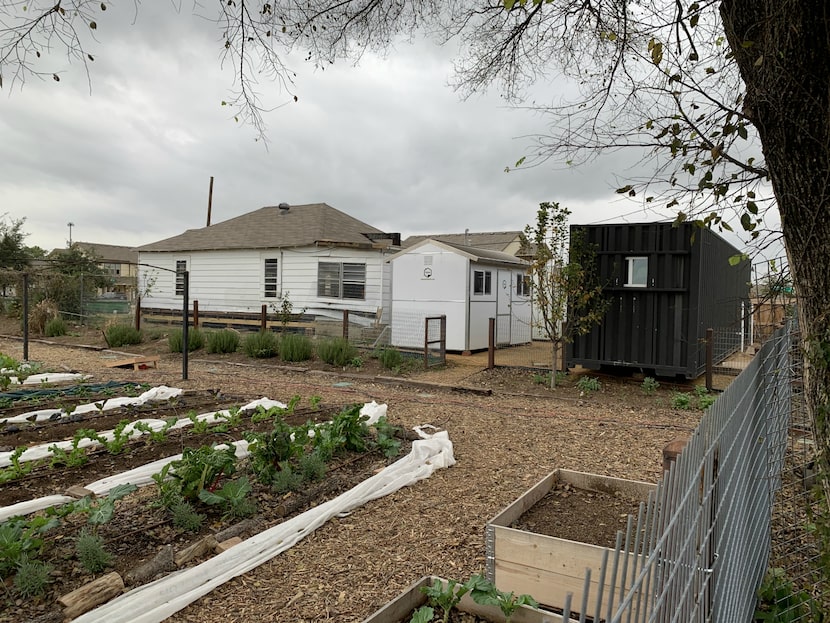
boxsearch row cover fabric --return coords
[73,424,454,623]
[0,385,184,425]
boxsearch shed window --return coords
[473,270,492,295]
[264,258,279,298]
[516,274,531,297]
[175,260,187,296]
[317,262,366,300]
[625,257,648,287]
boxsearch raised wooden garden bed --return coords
[362,575,573,623]
[486,469,656,619]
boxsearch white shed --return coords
[389,239,531,352]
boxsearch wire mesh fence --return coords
[484,320,826,622]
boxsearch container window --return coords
[625,256,648,287]
[473,270,492,295]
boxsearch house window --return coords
[516,274,531,297]
[264,258,279,298]
[175,260,187,296]
[473,270,492,295]
[625,256,649,287]
[317,262,366,300]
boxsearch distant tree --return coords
[0,215,33,299]
[521,202,607,388]
[34,245,112,318]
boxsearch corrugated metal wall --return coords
[568,223,749,378]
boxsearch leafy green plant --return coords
[372,416,402,459]
[329,404,370,453]
[75,528,113,573]
[170,500,206,533]
[468,574,540,623]
[694,385,717,409]
[246,418,303,484]
[576,375,601,394]
[12,554,53,598]
[0,516,59,578]
[206,329,241,354]
[132,418,176,443]
[198,476,257,520]
[105,420,134,454]
[280,332,313,362]
[242,330,279,358]
[755,567,822,623]
[642,376,660,395]
[48,442,88,468]
[412,575,539,623]
[309,394,322,410]
[350,356,364,369]
[44,317,68,337]
[159,445,238,502]
[316,337,358,366]
[73,484,138,528]
[415,577,475,623]
[0,446,36,482]
[671,392,692,410]
[168,327,205,352]
[105,323,143,347]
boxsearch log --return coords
[215,536,243,553]
[125,545,175,586]
[174,535,217,567]
[58,572,124,619]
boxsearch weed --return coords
[105,323,143,347]
[75,528,113,574]
[242,330,279,358]
[198,477,257,520]
[13,554,53,598]
[280,332,313,362]
[671,392,692,410]
[316,337,357,366]
[576,375,601,394]
[44,317,68,337]
[642,376,660,395]
[170,501,206,532]
[532,372,550,385]
[168,328,205,353]
[206,329,240,354]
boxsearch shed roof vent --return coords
[278,203,290,212]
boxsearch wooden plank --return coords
[488,470,561,527]
[105,356,159,370]
[557,469,656,500]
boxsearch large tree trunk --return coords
[721,1,830,478]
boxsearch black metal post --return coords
[705,328,714,391]
[22,273,29,361]
[182,270,189,380]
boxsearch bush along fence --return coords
[483,320,826,622]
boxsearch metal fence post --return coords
[182,271,189,381]
[193,300,199,329]
[22,273,29,362]
[135,296,141,332]
[488,318,495,369]
[706,328,714,391]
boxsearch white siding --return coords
[137,246,387,316]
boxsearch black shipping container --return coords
[567,222,751,379]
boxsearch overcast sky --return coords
[1,3,778,262]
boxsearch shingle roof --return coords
[402,231,522,253]
[76,242,139,264]
[138,204,392,252]
[389,238,528,268]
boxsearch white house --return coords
[137,203,399,325]
[388,239,531,352]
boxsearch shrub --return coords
[376,347,404,370]
[168,327,205,353]
[44,317,68,337]
[299,451,328,482]
[576,376,601,394]
[316,337,357,366]
[671,392,692,410]
[13,554,52,598]
[242,330,279,358]
[75,529,113,574]
[106,323,143,347]
[206,329,240,354]
[280,333,313,362]
[171,501,205,533]
[642,376,660,395]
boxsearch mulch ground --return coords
[0,326,704,623]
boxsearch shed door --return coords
[496,270,512,346]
